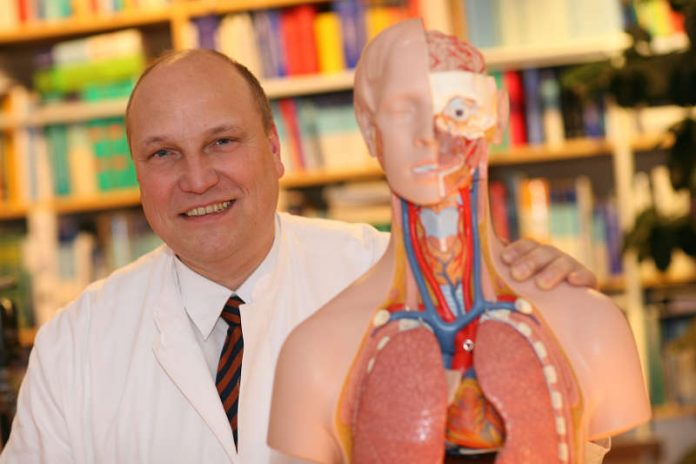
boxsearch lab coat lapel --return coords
[152,284,238,462]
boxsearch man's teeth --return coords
[185,201,232,217]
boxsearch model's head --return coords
[126,49,284,283]
[354,19,506,205]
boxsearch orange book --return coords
[517,177,551,242]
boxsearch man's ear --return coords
[492,89,510,145]
[268,124,285,178]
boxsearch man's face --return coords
[127,55,284,275]
[372,42,498,205]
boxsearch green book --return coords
[34,55,145,96]
[45,124,71,197]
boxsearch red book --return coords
[281,6,318,75]
[504,70,527,146]
[294,5,319,74]
[671,9,685,33]
[277,99,305,171]
[17,0,30,23]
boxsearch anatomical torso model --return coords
[268,18,651,464]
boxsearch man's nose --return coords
[179,155,219,193]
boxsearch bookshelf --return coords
[1,0,694,452]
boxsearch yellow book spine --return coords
[314,12,345,74]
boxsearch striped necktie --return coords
[216,295,244,448]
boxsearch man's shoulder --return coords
[84,244,172,298]
[38,245,173,338]
[279,212,389,250]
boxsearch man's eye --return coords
[216,137,237,146]
[152,149,170,158]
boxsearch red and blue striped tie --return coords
[216,295,244,448]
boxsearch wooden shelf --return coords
[0,202,28,220]
[51,190,141,214]
[653,402,696,420]
[489,137,612,165]
[281,163,383,188]
[183,0,327,17]
[642,273,696,290]
[483,33,631,71]
[264,71,354,99]
[599,275,628,293]
[29,99,128,127]
[632,132,674,152]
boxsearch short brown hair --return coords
[125,49,274,134]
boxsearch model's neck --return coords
[387,166,491,315]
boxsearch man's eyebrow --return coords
[140,135,167,148]
[207,124,243,136]
[138,124,242,148]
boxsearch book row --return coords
[493,67,606,149]
[645,286,696,408]
[0,116,136,205]
[0,0,171,28]
[185,1,414,80]
[462,0,625,49]
[629,0,686,40]
[272,92,374,174]
[33,29,145,99]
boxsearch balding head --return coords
[126,49,274,142]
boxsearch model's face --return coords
[373,45,498,205]
[127,55,283,274]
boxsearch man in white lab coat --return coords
[0,49,597,463]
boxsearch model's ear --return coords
[492,89,509,145]
[355,105,378,158]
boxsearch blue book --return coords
[333,0,366,69]
[599,200,623,276]
[265,10,287,77]
[464,0,501,48]
[522,68,544,145]
[193,15,219,50]
[583,96,605,138]
[253,11,276,78]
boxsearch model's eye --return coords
[443,97,475,121]
[216,138,233,146]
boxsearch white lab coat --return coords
[0,213,388,464]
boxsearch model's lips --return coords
[411,156,464,175]
[184,200,233,217]
[412,163,439,174]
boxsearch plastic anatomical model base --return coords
[268,19,650,464]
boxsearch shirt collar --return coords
[174,215,281,339]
